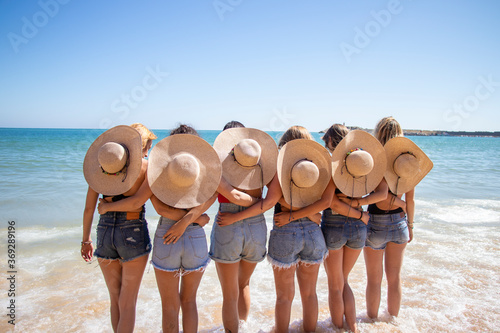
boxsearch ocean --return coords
[0,128,499,332]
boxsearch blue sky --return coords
[1,0,499,131]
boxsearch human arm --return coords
[217,177,259,207]
[216,174,282,226]
[338,179,389,208]
[97,177,152,214]
[150,195,189,221]
[330,185,369,225]
[81,187,98,262]
[405,188,415,242]
[162,193,218,244]
[274,179,335,226]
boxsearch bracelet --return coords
[359,211,363,220]
[407,221,414,229]
[81,241,92,245]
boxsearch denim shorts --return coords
[94,211,151,262]
[365,212,409,250]
[152,216,210,273]
[209,203,267,264]
[321,209,367,251]
[267,217,327,268]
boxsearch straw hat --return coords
[384,137,433,195]
[213,128,278,190]
[278,139,332,208]
[83,125,143,196]
[331,130,387,197]
[148,134,222,209]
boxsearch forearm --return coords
[82,187,98,242]
[179,193,217,224]
[217,178,258,207]
[331,197,363,219]
[288,181,334,220]
[357,180,388,206]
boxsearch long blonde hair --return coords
[374,116,403,145]
[278,125,313,148]
[130,123,157,150]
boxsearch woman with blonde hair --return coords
[364,116,432,319]
[81,124,156,333]
[324,126,388,332]
[218,125,334,333]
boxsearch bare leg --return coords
[99,259,122,332]
[342,247,362,333]
[116,255,148,333]
[385,242,406,316]
[180,270,204,333]
[155,268,180,333]
[364,247,384,319]
[216,262,240,333]
[273,265,296,333]
[238,260,257,321]
[324,249,344,329]
[296,263,321,333]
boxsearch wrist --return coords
[81,240,92,245]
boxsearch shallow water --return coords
[0,129,499,332]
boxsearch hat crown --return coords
[233,138,261,167]
[167,153,200,187]
[345,150,374,177]
[98,142,127,173]
[394,153,419,178]
[291,160,319,188]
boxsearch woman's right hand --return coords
[216,212,239,226]
[81,242,94,262]
[195,214,210,227]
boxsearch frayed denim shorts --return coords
[209,203,267,264]
[321,209,367,251]
[94,211,151,262]
[152,216,210,273]
[365,212,409,250]
[267,217,327,268]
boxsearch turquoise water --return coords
[0,128,499,332]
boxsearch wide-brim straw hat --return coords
[331,130,387,197]
[213,128,278,190]
[83,125,143,196]
[148,134,222,209]
[278,139,332,208]
[384,136,433,195]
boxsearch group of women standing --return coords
[81,117,432,333]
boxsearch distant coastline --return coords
[320,126,500,137]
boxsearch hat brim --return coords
[331,130,387,197]
[83,125,143,196]
[213,128,278,190]
[384,137,433,195]
[148,134,222,209]
[278,139,332,208]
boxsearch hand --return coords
[308,212,322,225]
[273,212,292,227]
[195,214,210,227]
[81,242,94,262]
[97,198,109,214]
[216,212,239,227]
[360,211,369,225]
[163,223,187,244]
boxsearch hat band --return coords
[100,144,130,183]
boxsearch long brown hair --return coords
[322,124,349,152]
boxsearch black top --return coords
[368,203,403,215]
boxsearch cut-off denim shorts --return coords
[267,217,327,268]
[321,209,367,251]
[209,203,267,264]
[365,212,409,250]
[94,211,151,262]
[152,216,210,273]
